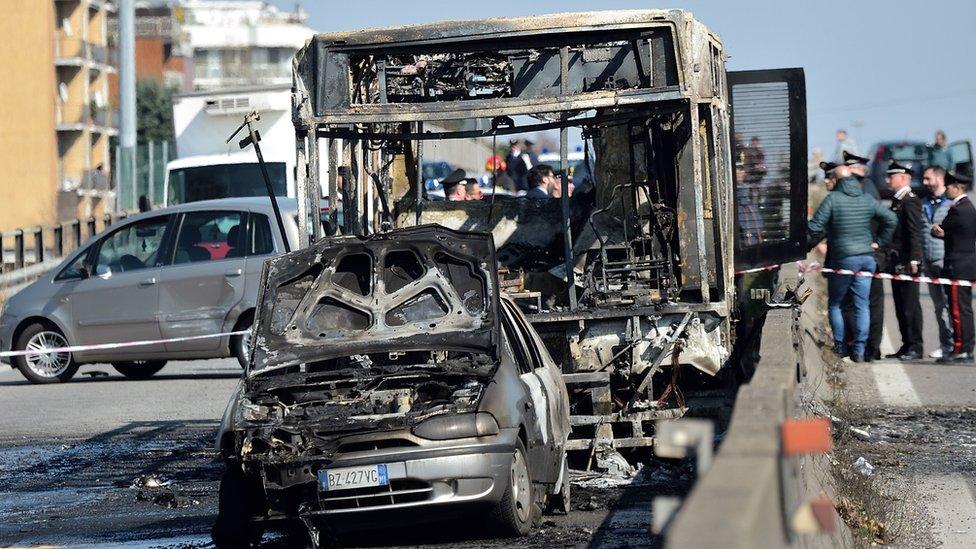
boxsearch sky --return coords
[266,0,976,157]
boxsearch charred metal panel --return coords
[250,225,499,371]
[299,12,685,121]
[729,68,807,270]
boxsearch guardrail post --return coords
[87,217,97,239]
[53,224,64,258]
[71,220,82,249]
[32,227,44,264]
[13,230,24,270]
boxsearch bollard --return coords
[71,220,82,250]
[32,227,44,264]
[103,213,112,228]
[13,230,24,270]
[53,225,64,258]
[87,217,97,239]
[652,418,715,534]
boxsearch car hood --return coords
[249,225,499,374]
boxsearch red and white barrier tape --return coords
[736,260,976,288]
[0,330,248,359]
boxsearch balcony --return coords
[55,102,117,134]
[54,34,117,71]
[56,102,89,128]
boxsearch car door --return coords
[157,209,248,352]
[242,212,279,309]
[948,140,974,179]
[728,68,808,271]
[501,301,564,483]
[70,215,172,358]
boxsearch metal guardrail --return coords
[0,213,129,289]
[664,270,846,547]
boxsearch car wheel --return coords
[112,360,167,380]
[212,463,266,548]
[12,322,80,384]
[545,453,571,515]
[231,312,253,369]
[490,438,536,536]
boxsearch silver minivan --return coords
[0,198,299,384]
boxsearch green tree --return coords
[136,79,175,143]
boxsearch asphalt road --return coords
[0,359,685,548]
[836,279,976,547]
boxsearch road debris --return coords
[853,457,875,476]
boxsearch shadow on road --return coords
[0,371,242,386]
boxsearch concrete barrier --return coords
[666,286,851,548]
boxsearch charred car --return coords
[213,225,571,546]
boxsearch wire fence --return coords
[115,140,175,211]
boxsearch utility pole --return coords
[118,0,136,211]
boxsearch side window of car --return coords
[55,249,90,281]
[501,306,534,375]
[248,213,276,256]
[173,211,245,264]
[94,216,170,274]
[504,302,542,370]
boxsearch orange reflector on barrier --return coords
[781,417,831,455]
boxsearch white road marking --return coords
[880,325,896,356]
[915,475,976,548]
[870,362,922,407]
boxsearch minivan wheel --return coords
[231,312,254,369]
[212,463,266,548]
[112,360,167,380]
[490,438,536,536]
[545,453,571,515]
[13,323,79,384]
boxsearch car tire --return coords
[545,453,571,515]
[231,311,254,369]
[12,322,80,384]
[490,438,536,537]
[212,463,266,548]
[111,360,167,380]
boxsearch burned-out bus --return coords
[285,10,807,460]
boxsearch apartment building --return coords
[181,1,314,90]
[0,0,118,234]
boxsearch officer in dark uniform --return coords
[843,151,881,200]
[884,161,925,360]
[931,171,976,362]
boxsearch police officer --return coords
[842,151,881,200]
[931,171,976,362]
[884,161,924,360]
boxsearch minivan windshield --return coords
[167,162,287,206]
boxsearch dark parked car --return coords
[866,140,973,198]
[213,226,571,547]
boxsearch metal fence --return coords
[115,140,174,212]
[0,213,130,289]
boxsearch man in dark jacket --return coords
[884,161,925,360]
[809,164,897,361]
[840,152,885,359]
[931,171,976,362]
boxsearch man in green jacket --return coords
[809,164,897,361]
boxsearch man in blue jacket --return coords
[809,164,897,361]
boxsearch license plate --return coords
[318,464,388,491]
